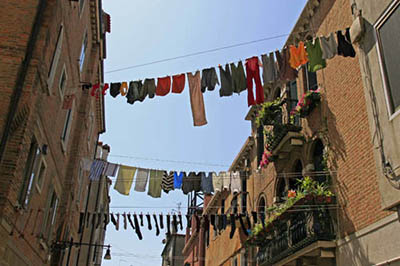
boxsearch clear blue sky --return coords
[100,0,307,265]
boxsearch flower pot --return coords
[316,195,325,203]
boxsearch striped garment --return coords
[88,160,106,180]
[161,171,174,193]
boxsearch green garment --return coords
[148,170,162,198]
[306,38,326,72]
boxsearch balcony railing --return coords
[253,197,336,266]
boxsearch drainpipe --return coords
[0,0,47,164]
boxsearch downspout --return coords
[0,0,47,164]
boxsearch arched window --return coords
[276,178,286,201]
[258,196,266,215]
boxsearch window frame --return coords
[79,31,88,72]
[47,25,64,91]
[34,157,47,194]
[303,63,318,92]
[61,103,74,151]
[79,0,85,15]
[58,64,67,99]
[374,0,400,119]
[41,187,59,244]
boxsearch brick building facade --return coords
[200,0,400,265]
[0,0,109,265]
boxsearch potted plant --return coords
[255,98,284,127]
[290,88,321,118]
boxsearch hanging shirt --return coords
[161,171,174,193]
[173,172,185,189]
[219,64,233,97]
[201,172,214,194]
[172,74,185,94]
[103,163,119,177]
[320,32,338,59]
[187,71,207,127]
[110,82,121,98]
[156,76,171,96]
[212,172,223,192]
[230,171,241,193]
[88,160,106,181]
[143,78,156,99]
[289,41,308,69]
[230,61,247,94]
[201,67,219,93]
[261,52,278,84]
[245,57,264,106]
[148,170,163,198]
[275,48,298,81]
[134,168,149,192]
[114,165,137,195]
[337,28,356,58]
[306,38,327,72]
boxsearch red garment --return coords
[91,83,100,97]
[62,94,76,109]
[172,74,185,93]
[245,57,264,106]
[101,83,109,95]
[156,76,171,96]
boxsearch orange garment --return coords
[187,71,207,127]
[120,82,128,96]
[156,76,171,96]
[289,42,308,69]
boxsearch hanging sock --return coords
[201,67,220,92]
[251,211,258,225]
[110,213,117,229]
[289,41,308,69]
[178,214,183,231]
[116,213,120,231]
[275,48,298,81]
[110,82,121,98]
[186,214,192,229]
[238,214,248,236]
[306,38,326,72]
[134,168,149,192]
[337,28,356,58]
[153,214,160,236]
[122,213,127,230]
[210,214,216,231]
[245,57,264,106]
[203,215,210,235]
[156,76,171,96]
[221,214,227,230]
[166,214,171,235]
[96,213,102,229]
[172,214,178,232]
[173,171,185,189]
[230,61,247,94]
[219,64,233,97]
[187,71,207,127]
[229,214,237,239]
[127,214,135,230]
[146,214,152,231]
[104,213,110,230]
[194,214,201,233]
[261,52,278,84]
[217,215,223,231]
[320,32,338,59]
[159,214,164,229]
[114,165,137,195]
[120,82,128,96]
[148,170,163,198]
[139,213,144,227]
[133,214,143,240]
[161,171,174,194]
[143,78,156,99]
[172,74,185,94]
[78,212,85,234]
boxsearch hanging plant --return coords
[255,98,284,127]
[259,145,277,168]
[290,88,321,118]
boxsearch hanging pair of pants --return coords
[245,57,264,106]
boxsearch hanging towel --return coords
[245,56,264,106]
[110,82,121,98]
[212,172,223,192]
[201,172,214,194]
[231,61,247,94]
[103,163,119,177]
[230,171,241,193]
[320,32,338,59]
[219,64,233,97]
[173,171,185,189]
[88,160,106,181]
[172,74,185,93]
[201,67,219,92]
[114,165,137,195]
[187,71,207,127]
[134,168,149,192]
[261,52,278,84]
[289,41,308,69]
[306,38,327,72]
[161,171,174,193]
[148,170,162,198]
[143,78,156,99]
[156,76,171,96]
[120,82,128,96]
[337,28,356,58]
[275,48,298,81]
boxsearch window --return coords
[42,188,59,243]
[376,1,400,115]
[287,81,300,125]
[48,25,64,90]
[256,125,264,167]
[232,256,238,266]
[79,32,88,72]
[35,159,47,193]
[19,139,41,208]
[79,0,85,13]
[58,65,67,97]
[241,174,247,214]
[61,107,73,148]
[303,63,318,91]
